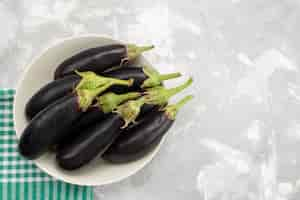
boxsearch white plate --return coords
[13,35,165,186]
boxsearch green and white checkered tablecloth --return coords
[0,89,93,200]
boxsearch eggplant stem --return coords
[143,78,193,105]
[109,78,134,87]
[164,95,194,120]
[76,77,133,111]
[75,71,105,90]
[75,70,132,90]
[158,72,182,81]
[114,78,193,127]
[117,92,141,103]
[173,95,194,110]
[166,78,193,98]
[97,92,141,113]
[141,67,181,88]
[126,44,155,60]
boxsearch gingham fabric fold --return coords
[0,89,93,200]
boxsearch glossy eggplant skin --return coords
[103,135,164,163]
[19,94,82,160]
[139,104,159,117]
[104,67,147,94]
[102,110,174,163]
[54,44,126,79]
[72,107,108,130]
[56,107,108,150]
[56,113,124,170]
[25,75,80,119]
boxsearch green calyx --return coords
[75,71,133,90]
[141,66,182,88]
[115,97,145,128]
[164,95,194,120]
[97,92,141,113]
[75,71,133,111]
[75,71,106,90]
[114,77,193,128]
[126,44,154,60]
[143,78,193,106]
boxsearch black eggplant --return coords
[103,95,193,163]
[53,106,107,153]
[19,94,81,159]
[104,134,164,164]
[56,113,124,170]
[56,78,193,170]
[54,44,154,79]
[61,101,159,151]
[19,74,133,159]
[25,71,132,119]
[56,92,140,152]
[25,75,80,119]
[104,66,181,93]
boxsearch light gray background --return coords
[1,0,300,199]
